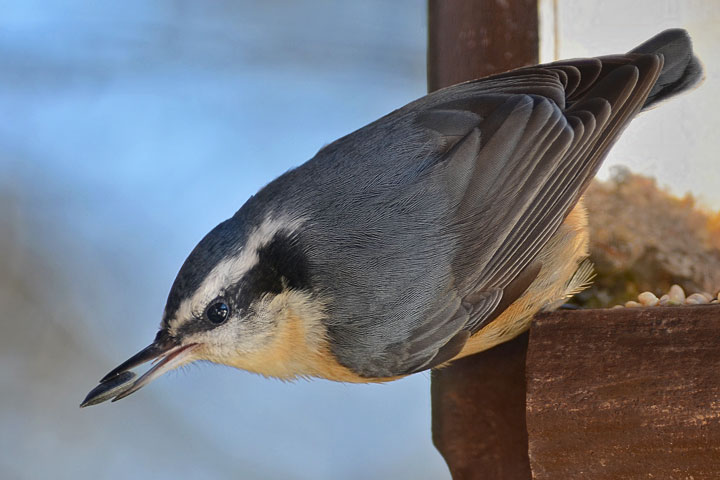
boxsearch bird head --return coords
[81,213,330,406]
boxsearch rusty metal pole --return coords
[428,1,538,479]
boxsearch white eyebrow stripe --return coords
[168,213,306,333]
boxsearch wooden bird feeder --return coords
[427,1,720,478]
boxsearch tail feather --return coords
[630,28,704,109]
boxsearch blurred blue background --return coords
[0,1,443,479]
[1,1,716,479]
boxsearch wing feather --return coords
[391,55,663,374]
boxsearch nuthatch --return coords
[82,29,702,406]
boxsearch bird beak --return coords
[80,331,198,407]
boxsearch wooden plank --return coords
[432,333,531,480]
[427,0,539,91]
[428,1,538,478]
[527,305,720,479]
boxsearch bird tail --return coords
[629,28,704,110]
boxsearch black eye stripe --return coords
[233,231,312,313]
[171,230,313,337]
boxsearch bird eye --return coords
[206,301,230,325]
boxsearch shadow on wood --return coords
[432,333,532,480]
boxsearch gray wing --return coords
[302,30,701,377]
[396,55,663,375]
[320,53,664,378]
